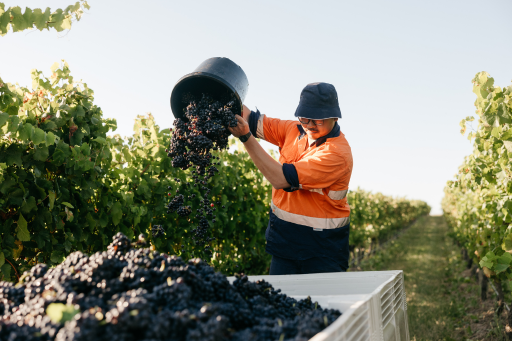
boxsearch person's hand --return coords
[228,115,250,138]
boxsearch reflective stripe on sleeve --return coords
[328,189,348,200]
[257,114,265,139]
[271,201,350,230]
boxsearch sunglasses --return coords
[298,118,325,126]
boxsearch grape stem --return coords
[36,194,50,206]
[140,164,150,176]
[5,258,20,281]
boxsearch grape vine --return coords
[0,62,273,281]
[443,72,512,281]
[348,189,431,258]
[0,1,90,35]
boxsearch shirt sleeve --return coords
[262,116,298,148]
[292,148,346,190]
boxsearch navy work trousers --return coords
[269,254,346,275]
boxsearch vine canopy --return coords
[0,1,90,35]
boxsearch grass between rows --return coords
[353,215,509,341]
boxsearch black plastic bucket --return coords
[170,57,249,121]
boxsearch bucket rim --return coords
[170,71,243,120]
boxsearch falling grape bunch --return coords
[0,233,341,341]
[164,93,239,259]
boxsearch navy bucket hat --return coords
[294,82,342,120]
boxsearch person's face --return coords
[299,118,338,140]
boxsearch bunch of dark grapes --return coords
[151,225,165,238]
[0,233,341,341]
[165,93,239,259]
[166,194,192,217]
[107,232,131,255]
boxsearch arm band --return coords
[282,163,300,192]
[248,109,261,138]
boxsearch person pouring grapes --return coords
[228,82,353,275]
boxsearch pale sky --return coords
[2,0,512,214]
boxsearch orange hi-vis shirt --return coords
[253,113,353,230]
[248,110,353,267]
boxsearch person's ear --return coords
[334,118,338,122]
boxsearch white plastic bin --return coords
[227,270,408,341]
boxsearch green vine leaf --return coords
[20,196,36,214]
[45,131,56,146]
[1,263,11,280]
[33,146,49,161]
[16,214,30,242]
[495,263,509,274]
[0,112,8,128]
[61,202,74,208]
[50,251,64,264]
[33,8,51,30]
[46,303,79,324]
[48,191,56,210]
[111,202,123,226]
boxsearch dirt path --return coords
[356,215,509,340]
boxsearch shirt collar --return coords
[296,122,340,147]
[312,123,341,147]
